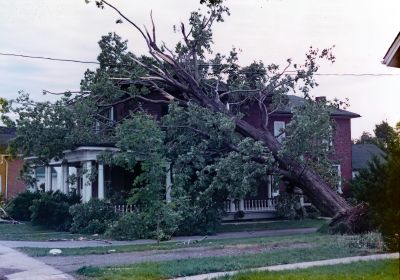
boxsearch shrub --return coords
[305,204,321,219]
[106,205,180,241]
[30,191,80,231]
[275,193,304,220]
[69,199,117,234]
[7,191,42,221]
[105,213,147,240]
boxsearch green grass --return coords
[0,223,89,241]
[1,219,325,243]
[76,234,385,280]
[217,259,399,280]
[217,219,326,233]
[19,232,324,257]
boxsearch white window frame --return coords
[332,164,342,194]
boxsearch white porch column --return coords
[300,195,305,207]
[98,163,105,200]
[165,164,172,203]
[239,199,244,211]
[229,199,236,212]
[61,164,69,194]
[267,175,272,207]
[45,166,52,192]
[32,167,38,192]
[82,161,92,202]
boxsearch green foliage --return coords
[304,204,321,219]
[275,193,304,220]
[282,99,340,190]
[69,199,117,234]
[7,191,42,221]
[6,2,344,237]
[106,205,180,241]
[351,122,400,251]
[29,191,80,231]
[354,121,396,152]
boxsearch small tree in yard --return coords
[352,122,400,250]
[1,1,367,234]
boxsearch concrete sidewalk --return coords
[0,227,317,248]
[0,244,74,280]
[170,253,400,280]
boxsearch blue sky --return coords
[1,0,400,138]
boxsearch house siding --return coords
[0,157,25,199]
[330,118,352,193]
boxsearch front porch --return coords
[223,198,277,220]
[31,145,278,220]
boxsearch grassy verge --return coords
[217,259,399,280]
[1,219,324,243]
[76,235,385,280]
[0,223,89,241]
[19,232,324,257]
[217,219,326,233]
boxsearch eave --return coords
[382,32,400,68]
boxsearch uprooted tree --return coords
[2,1,368,234]
[88,0,366,231]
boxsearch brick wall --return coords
[330,118,352,193]
[6,159,26,198]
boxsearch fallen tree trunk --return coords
[97,0,369,233]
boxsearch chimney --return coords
[315,96,326,103]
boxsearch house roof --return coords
[273,95,361,118]
[352,144,386,170]
[0,126,16,146]
[382,32,400,68]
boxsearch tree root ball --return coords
[329,203,374,234]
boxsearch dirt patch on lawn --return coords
[37,242,314,272]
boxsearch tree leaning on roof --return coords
[85,0,367,232]
[1,1,369,233]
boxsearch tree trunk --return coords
[234,118,351,215]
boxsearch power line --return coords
[1,51,400,77]
[0,52,99,65]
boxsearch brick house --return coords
[0,127,25,200]
[30,93,360,219]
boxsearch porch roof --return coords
[49,145,119,165]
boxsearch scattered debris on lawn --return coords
[49,249,62,255]
[179,236,208,246]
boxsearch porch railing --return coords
[224,199,276,213]
[113,204,137,214]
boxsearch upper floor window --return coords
[332,164,343,194]
[274,121,286,143]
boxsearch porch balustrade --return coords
[113,204,137,214]
[224,198,276,213]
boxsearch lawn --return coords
[76,233,386,280]
[0,222,88,241]
[217,259,399,280]
[19,232,323,257]
[217,219,326,233]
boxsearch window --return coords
[332,164,342,194]
[274,121,286,143]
